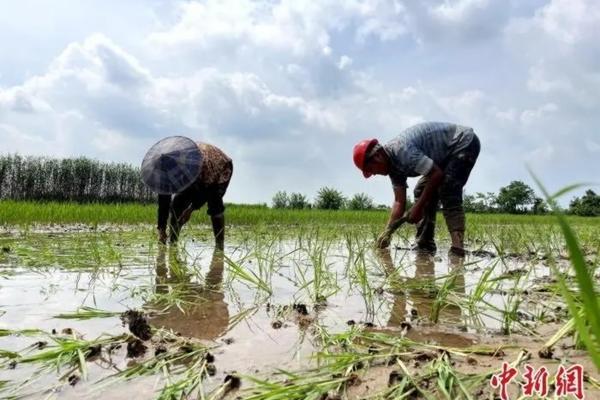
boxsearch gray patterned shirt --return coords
[383,122,474,188]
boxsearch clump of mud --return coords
[223,374,241,390]
[271,320,283,329]
[121,310,152,341]
[292,303,308,316]
[155,345,167,356]
[127,338,147,358]
[68,374,80,386]
[388,370,402,386]
[85,344,102,360]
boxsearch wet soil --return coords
[0,228,598,399]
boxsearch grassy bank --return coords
[1,200,599,227]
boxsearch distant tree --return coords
[463,191,497,213]
[532,197,548,214]
[463,193,479,213]
[347,193,374,210]
[497,181,535,214]
[569,190,600,216]
[288,192,310,209]
[272,191,289,209]
[315,187,346,210]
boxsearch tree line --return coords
[0,154,154,203]
[1,154,598,216]
[271,188,393,211]
[272,181,600,216]
[464,180,600,216]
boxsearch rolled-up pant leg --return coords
[413,176,439,250]
[439,135,480,243]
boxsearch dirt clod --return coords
[346,373,361,387]
[121,310,152,341]
[271,320,283,329]
[86,344,102,360]
[346,320,356,326]
[350,361,365,371]
[466,356,478,365]
[61,328,73,335]
[293,303,308,316]
[155,345,167,356]
[68,374,80,386]
[413,351,436,362]
[126,338,147,358]
[538,346,554,359]
[224,374,242,390]
[388,370,402,386]
[206,364,217,376]
[205,352,215,363]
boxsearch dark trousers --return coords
[413,134,480,249]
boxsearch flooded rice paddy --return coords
[0,225,598,399]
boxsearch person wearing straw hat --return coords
[352,122,480,256]
[141,136,233,249]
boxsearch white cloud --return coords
[520,103,558,125]
[337,55,353,70]
[1,0,600,203]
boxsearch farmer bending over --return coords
[353,122,480,256]
[141,136,233,249]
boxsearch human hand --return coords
[375,231,392,249]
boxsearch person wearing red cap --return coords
[353,122,480,256]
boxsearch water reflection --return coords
[149,246,229,341]
[376,249,469,340]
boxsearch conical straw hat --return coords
[141,136,203,194]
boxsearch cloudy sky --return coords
[1,0,598,205]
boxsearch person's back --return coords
[197,143,232,186]
[384,122,474,180]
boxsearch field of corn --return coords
[0,192,599,400]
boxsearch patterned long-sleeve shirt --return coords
[157,143,232,230]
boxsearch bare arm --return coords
[376,186,407,248]
[387,186,407,233]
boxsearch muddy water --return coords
[0,228,570,398]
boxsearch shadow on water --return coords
[148,246,229,341]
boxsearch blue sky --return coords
[1,0,599,205]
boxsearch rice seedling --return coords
[2,198,600,399]
[225,255,272,296]
[53,307,122,320]
[530,174,600,371]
